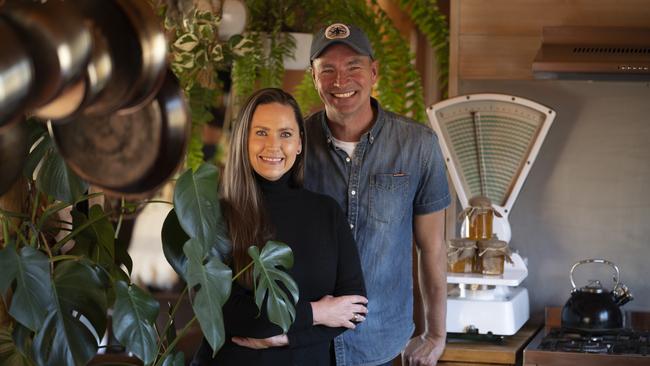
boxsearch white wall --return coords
[459,79,650,315]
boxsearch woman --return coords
[192,88,367,365]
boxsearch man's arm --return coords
[402,210,447,366]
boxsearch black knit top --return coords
[192,172,366,366]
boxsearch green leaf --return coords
[67,205,115,272]
[112,281,159,365]
[173,33,199,52]
[161,209,190,280]
[114,234,133,278]
[161,352,184,366]
[0,327,31,366]
[7,246,51,332]
[161,209,225,282]
[36,149,88,204]
[248,241,298,333]
[184,238,231,355]
[0,242,19,295]
[53,260,108,342]
[22,133,52,180]
[32,260,108,366]
[11,323,32,361]
[32,309,96,366]
[173,164,230,259]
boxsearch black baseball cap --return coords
[310,23,374,61]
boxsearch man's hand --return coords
[231,334,289,349]
[311,294,368,329]
[401,334,445,366]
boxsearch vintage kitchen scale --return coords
[427,93,556,336]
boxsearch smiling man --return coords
[304,23,451,366]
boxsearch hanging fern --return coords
[294,71,321,115]
[397,0,450,98]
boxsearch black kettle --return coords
[561,259,633,332]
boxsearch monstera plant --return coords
[0,122,298,366]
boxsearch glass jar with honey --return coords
[466,195,495,240]
[477,238,512,275]
[447,238,477,273]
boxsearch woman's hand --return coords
[231,334,289,349]
[311,295,368,329]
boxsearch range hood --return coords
[533,26,650,81]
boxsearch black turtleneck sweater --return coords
[194,173,365,366]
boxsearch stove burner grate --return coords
[539,328,649,355]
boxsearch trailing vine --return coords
[156,2,257,170]
[397,0,450,98]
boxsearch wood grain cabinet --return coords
[438,322,541,366]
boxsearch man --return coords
[303,23,451,366]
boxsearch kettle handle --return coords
[570,258,620,290]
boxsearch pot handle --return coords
[570,258,620,290]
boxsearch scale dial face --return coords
[427,94,555,221]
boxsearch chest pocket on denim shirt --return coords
[369,173,410,223]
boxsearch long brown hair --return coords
[221,88,306,287]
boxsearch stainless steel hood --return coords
[532,26,650,81]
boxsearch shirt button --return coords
[351,190,356,195]
[350,224,354,229]
[345,157,351,163]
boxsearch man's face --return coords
[311,44,378,121]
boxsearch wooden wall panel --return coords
[459,36,540,79]
[449,0,650,90]
[459,0,650,35]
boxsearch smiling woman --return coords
[192,88,367,366]
[247,103,302,182]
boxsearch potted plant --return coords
[0,119,298,366]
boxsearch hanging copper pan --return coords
[0,18,32,128]
[75,0,167,117]
[0,0,92,110]
[35,25,113,122]
[49,70,190,198]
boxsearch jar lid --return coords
[448,238,477,249]
[477,238,508,249]
[469,195,492,208]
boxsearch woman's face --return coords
[248,102,302,181]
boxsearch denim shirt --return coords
[304,99,451,366]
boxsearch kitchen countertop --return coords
[439,321,542,366]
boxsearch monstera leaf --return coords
[173,164,230,259]
[161,209,226,282]
[248,241,299,333]
[112,281,160,365]
[0,244,51,332]
[68,205,115,272]
[36,148,88,204]
[32,260,109,366]
[184,238,232,355]
[161,352,184,366]
[161,209,191,281]
[0,326,30,366]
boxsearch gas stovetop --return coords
[539,328,649,355]
[523,307,650,366]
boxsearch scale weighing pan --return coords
[426,94,556,242]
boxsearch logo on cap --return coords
[325,23,350,40]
